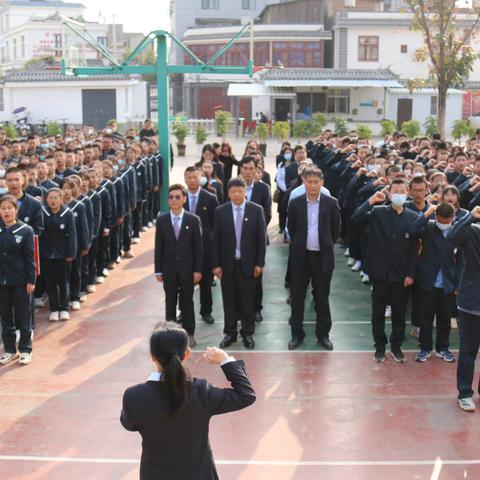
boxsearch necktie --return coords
[235,207,243,252]
[190,195,197,214]
[173,216,180,240]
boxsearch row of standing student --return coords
[0,147,164,365]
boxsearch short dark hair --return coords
[294,144,306,153]
[303,168,324,180]
[184,166,200,175]
[5,167,21,176]
[409,175,428,188]
[227,177,246,191]
[436,202,455,219]
[239,156,257,168]
[389,178,409,190]
[168,184,186,196]
[0,194,18,210]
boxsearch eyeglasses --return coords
[168,194,183,200]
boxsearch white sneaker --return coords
[103,268,110,277]
[71,301,81,311]
[18,353,32,365]
[49,311,60,322]
[351,260,362,272]
[0,352,18,365]
[34,297,46,308]
[79,293,87,302]
[123,250,134,259]
[141,226,148,232]
[361,274,370,284]
[385,306,392,318]
[59,311,70,321]
[132,237,140,244]
[87,284,96,293]
[458,397,476,412]
[115,256,122,264]
[344,248,350,257]
[95,276,105,284]
[347,257,355,267]
[451,317,458,329]
[148,222,153,228]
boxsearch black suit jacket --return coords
[120,360,256,480]
[154,210,203,279]
[288,194,341,272]
[185,189,218,268]
[17,193,44,236]
[285,162,299,189]
[212,201,266,277]
[249,181,272,226]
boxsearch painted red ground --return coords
[0,228,479,480]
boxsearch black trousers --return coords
[370,279,409,351]
[199,269,213,315]
[255,275,263,313]
[221,260,256,338]
[122,213,132,253]
[109,224,120,263]
[415,286,454,352]
[410,285,422,328]
[277,190,287,231]
[70,253,83,302]
[163,273,195,335]
[88,237,98,285]
[132,201,143,237]
[0,285,32,354]
[97,233,110,276]
[457,310,480,399]
[142,193,150,227]
[290,251,333,340]
[43,258,70,312]
[346,210,362,260]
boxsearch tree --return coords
[404,0,480,137]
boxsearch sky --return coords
[81,0,171,34]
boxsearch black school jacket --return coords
[120,360,255,480]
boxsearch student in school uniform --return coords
[0,195,36,366]
[120,322,255,480]
[40,188,77,322]
[119,152,137,259]
[61,178,89,312]
[154,184,203,348]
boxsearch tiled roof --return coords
[255,68,399,81]
[9,1,84,7]
[3,70,133,82]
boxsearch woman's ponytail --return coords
[163,353,188,413]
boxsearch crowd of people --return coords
[2,118,480,412]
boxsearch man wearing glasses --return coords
[154,184,203,348]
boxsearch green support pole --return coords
[156,34,170,213]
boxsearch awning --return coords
[227,83,296,97]
[264,79,403,88]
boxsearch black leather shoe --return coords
[288,337,303,350]
[318,336,333,350]
[243,335,255,349]
[219,335,237,348]
[201,314,215,324]
[254,311,263,323]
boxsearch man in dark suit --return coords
[448,206,480,411]
[155,184,203,347]
[288,168,341,351]
[184,166,219,324]
[352,178,419,363]
[212,177,266,350]
[239,156,272,323]
[53,150,76,186]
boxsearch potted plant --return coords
[254,122,269,155]
[400,119,421,139]
[172,123,189,156]
[195,126,208,145]
[272,121,291,143]
[292,120,309,143]
[356,124,373,139]
[308,113,328,137]
[334,117,349,137]
[380,119,397,136]
[214,110,232,141]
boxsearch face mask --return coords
[284,152,292,161]
[0,187,7,195]
[391,193,407,207]
[39,155,46,161]
[200,176,208,187]
[413,171,424,177]
[436,221,452,231]
[40,143,49,149]
[366,165,376,172]
[113,165,119,173]
[134,136,140,142]
[117,159,125,169]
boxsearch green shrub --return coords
[308,112,328,136]
[46,121,62,136]
[356,124,373,139]
[423,116,440,137]
[380,119,397,136]
[272,121,291,142]
[171,123,189,145]
[4,124,17,138]
[292,120,309,140]
[254,122,270,143]
[195,126,207,145]
[214,110,232,139]
[451,119,476,142]
[334,117,349,137]
[400,119,421,139]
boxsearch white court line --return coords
[0,455,479,467]
[195,349,459,354]
[196,321,390,325]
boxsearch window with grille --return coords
[201,0,219,8]
[358,36,379,62]
[430,96,438,116]
[327,89,350,114]
[400,44,407,54]
[242,0,256,8]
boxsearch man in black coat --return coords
[212,177,266,350]
[287,168,341,351]
[447,206,480,411]
[239,156,272,322]
[155,184,203,347]
[352,178,419,363]
[184,166,219,324]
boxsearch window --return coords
[97,36,107,47]
[430,96,438,115]
[358,36,378,62]
[12,38,16,59]
[0,88,5,112]
[54,33,62,56]
[242,0,256,8]
[201,0,219,8]
[21,35,25,58]
[400,44,408,54]
[5,40,8,61]
[327,89,350,114]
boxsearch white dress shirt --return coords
[187,189,200,213]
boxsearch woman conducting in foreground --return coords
[120,321,256,480]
